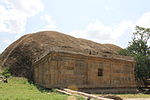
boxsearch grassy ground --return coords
[1,77,150,100]
[117,93,150,98]
[0,77,85,100]
[96,93,150,99]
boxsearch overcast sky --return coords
[0,0,150,52]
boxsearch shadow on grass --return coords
[28,80,54,93]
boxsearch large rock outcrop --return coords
[0,31,122,80]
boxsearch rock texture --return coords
[0,31,122,80]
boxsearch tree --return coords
[118,26,150,87]
[128,26,150,56]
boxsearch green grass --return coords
[117,93,150,98]
[1,77,150,100]
[96,93,150,98]
[0,77,85,100]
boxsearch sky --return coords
[0,0,150,53]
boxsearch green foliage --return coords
[118,49,130,56]
[135,55,150,80]
[128,26,150,56]
[118,26,150,82]
[0,67,11,78]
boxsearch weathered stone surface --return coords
[0,31,124,80]
[33,50,137,93]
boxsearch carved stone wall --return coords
[33,51,136,93]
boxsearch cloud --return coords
[41,14,57,30]
[3,39,11,44]
[69,20,134,45]
[0,0,44,34]
[69,12,150,47]
[136,12,150,28]
[105,5,110,11]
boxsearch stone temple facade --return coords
[33,50,137,93]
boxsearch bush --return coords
[1,67,11,78]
